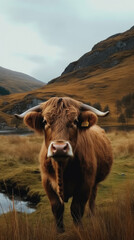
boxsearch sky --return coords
[0,0,134,83]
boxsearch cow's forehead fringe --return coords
[41,97,80,121]
[41,97,80,112]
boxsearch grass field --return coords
[0,130,134,239]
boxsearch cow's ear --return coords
[24,112,44,133]
[79,111,98,128]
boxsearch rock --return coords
[2,102,8,106]
[0,116,8,129]
[120,173,126,176]
[4,98,44,115]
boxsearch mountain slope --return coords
[0,67,44,94]
[0,26,134,129]
[61,26,134,75]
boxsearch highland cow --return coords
[15,97,113,232]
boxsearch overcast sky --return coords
[0,0,134,83]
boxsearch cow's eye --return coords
[42,119,47,128]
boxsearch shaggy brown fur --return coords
[24,97,113,232]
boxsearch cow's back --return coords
[89,125,113,183]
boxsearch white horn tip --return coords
[14,114,23,119]
[104,111,110,116]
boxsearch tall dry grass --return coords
[107,131,134,158]
[0,184,134,240]
[0,135,42,164]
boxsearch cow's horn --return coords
[80,103,109,117]
[14,105,41,119]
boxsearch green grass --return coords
[96,131,134,204]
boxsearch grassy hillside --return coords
[0,27,134,128]
[0,54,133,128]
[0,66,44,94]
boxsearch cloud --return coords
[0,0,134,82]
[15,53,46,64]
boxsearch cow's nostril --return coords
[52,144,57,153]
[63,143,68,152]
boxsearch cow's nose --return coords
[51,142,68,154]
[47,141,73,159]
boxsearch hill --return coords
[61,26,134,75]
[0,66,44,94]
[0,26,134,129]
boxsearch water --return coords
[0,193,36,215]
[0,129,33,136]
[103,125,134,132]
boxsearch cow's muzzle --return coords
[47,140,73,159]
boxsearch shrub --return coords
[0,86,10,95]
[93,102,102,111]
[118,113,126,124]
[115,100,122,114]
[115,93,134,119]
[103,105,110,112]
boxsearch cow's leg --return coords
[89,184,97,214]
[51,198,64,233]
[70,192,89,225]
[43,178,64,233]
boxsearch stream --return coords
[0,193,36,215]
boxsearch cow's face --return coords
[24,98,97,162]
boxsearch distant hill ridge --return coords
[0,66,44,94]
[61,26,134,76]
